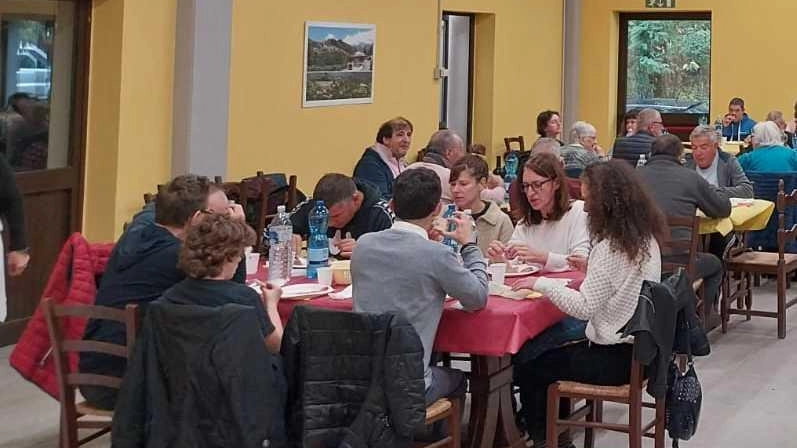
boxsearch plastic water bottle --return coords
[306,200,329,280]
[267,205,292,286]
[503,152,519,202]
[441,204,459,252]
[636,154,647,168]
[791,133,797,149]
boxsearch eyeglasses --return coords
[652,121,664,126]
[520,179,552,193]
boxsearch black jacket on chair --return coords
[111,301,287,448]
[611,130,656,166]
[282,306,426,448]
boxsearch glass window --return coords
[618,14,711,137]
[0,1,75,172]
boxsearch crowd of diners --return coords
[80,96,797,447]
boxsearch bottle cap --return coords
[277,205,286,213]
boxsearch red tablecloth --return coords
[251,267,584,357]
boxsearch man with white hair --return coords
[561,121,602,171]
[738,121,797,172]
[610,108,664,166]
[406,129,466,203]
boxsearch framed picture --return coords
[303,21,375,108]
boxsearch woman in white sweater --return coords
[511,160,665,447]
[486,152,590,272]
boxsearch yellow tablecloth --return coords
[698,199,775,235]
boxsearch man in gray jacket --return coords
[638,135,732,317]
[685,125,753,259]
[352,167,488,406]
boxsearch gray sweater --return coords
[351,223,489,388]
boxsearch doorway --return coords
[440,12,474,145]
[0,0,89,346]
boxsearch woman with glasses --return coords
[510,160,665,447]
[486,152,590,272]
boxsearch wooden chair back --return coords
[503,136,525,153]
[776,179,797,260]
[661,215,700,278]
[43,300,139,447]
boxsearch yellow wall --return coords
[227,0,563,191]
[580,0,797,142]
[83,0,176,241]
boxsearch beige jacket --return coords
[475,201,514,254]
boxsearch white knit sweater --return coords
[535,238,661,345]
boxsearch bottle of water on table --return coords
[636,154,647,168]
[267,205,293,286]
[306,200,329,280]
[503,151,519,203]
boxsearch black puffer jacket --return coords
[282,306,426,448]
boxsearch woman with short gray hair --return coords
[738,121,797,172]
[560,121,603,171]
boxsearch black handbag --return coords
[665,320,703,448]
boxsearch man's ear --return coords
[352,191,364,207]
[432,201,443,217]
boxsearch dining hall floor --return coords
[0,278,795,448]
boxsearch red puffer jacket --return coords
[9,233,114,399]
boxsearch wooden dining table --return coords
[251,266,585,448]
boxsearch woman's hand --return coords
[486,241,508,263]
[511,276,538,291]
[566,254,588,273]
[506,243,548,265]
[7,250,29,276]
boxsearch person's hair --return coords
[155,174,212,227]
[650,134,684,158]
[624,109,639,121]
[752,121,785,147]
[426,129,462,155]
[468,143,487,156]
[392,168,441,220]
[376,117,413,144]
[794,100,797,119]
[516,152,570,225]
[569,121,597,144]
[689,125,720,145]
[636,108,661,131]
[312,173,357,207]
[450,154,489,184]
[7,92,33,114]
[581,161,667,264]
[766,110,787,129]
[728,97,745,110]
[178,213,255,279]
[531,137,562,156]
[536,110,560,137]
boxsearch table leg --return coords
[468,355,525,448]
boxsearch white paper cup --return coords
[316,266,333,286]
[245,252,260,275]
[487,263,507,286]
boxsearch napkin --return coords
[489,283,544,300]
[329,284,353,300]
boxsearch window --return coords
[618,13,711,138]
[0,2,78,172]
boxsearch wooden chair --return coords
[417,398,461,448]
[722,179,797,338]
[42,299,139,448]
[545,348,665,448]
[503,136,525,154]
[662,215,707,323]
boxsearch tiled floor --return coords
[1,280,794,447]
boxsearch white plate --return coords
[281,283,334,300]
[504,265,540,277]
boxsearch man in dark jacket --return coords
[638,135,732,316]
[610,108,664,166]
[353,116,413,200]
[80,175,247,410]
[686,125,753,259]
[291,174,393,258]
[722,97,756,141]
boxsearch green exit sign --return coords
[646,0,676,7]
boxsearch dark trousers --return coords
[515,341,633,440]
[80,385,117,411]
[694,252,723,306]
[424,366,466,405]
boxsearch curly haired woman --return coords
[511,160,666,448]
[163,213,283,353]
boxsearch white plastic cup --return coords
[245,252,260,275]
[487,263,507,286]
[316,266,333,286]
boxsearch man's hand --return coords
[7,250,29,276]
[228,202,246,221]
[441,212,474,246]
[336,238,356,258]
[258,281,282,308]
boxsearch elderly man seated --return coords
[291,173,393,258]
[611,108,664,166]
[561,121,603,171]
[686,125,753,260]
[406,129,466,204]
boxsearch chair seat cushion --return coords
[727,251,797,271]
[425,399,452,422]
[75,401,114,418]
